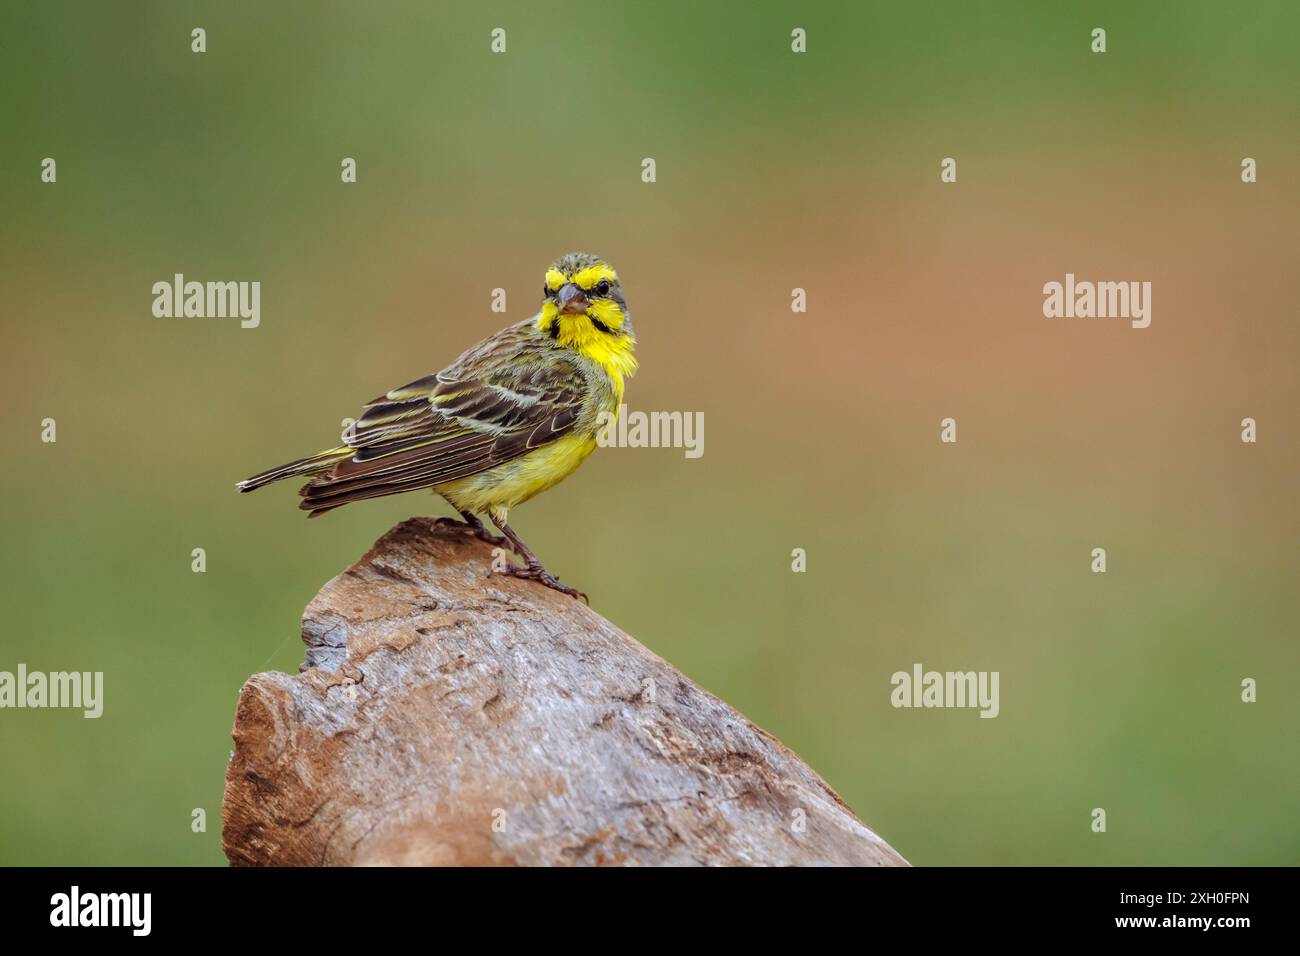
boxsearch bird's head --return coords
[537,253,637,380]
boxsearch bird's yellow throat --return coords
[538,300,638,402]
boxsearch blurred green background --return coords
[1,1,1297,866]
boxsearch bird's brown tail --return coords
[236,447,353,493]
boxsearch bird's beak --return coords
[557,283,589,315]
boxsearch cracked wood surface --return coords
[221,518,908,866]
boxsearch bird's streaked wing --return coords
[299,324,586,514]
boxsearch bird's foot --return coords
[433,515,507,548]
[494,561,589,603]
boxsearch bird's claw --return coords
[493,562,588,603]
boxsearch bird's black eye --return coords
[594,279,611,296]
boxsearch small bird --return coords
[237,252,637,600]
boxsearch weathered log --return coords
[222,518,908,866]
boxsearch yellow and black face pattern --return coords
[537,253,631,341]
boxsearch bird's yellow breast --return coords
[436,431,598,517]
